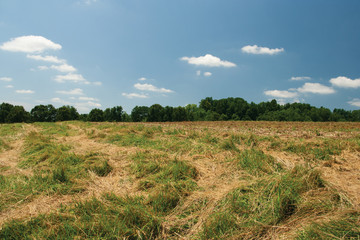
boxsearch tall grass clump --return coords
[0,194,161,239]
[130,152,198,214]
[236,149,283,176]
[296,212,360,239]
[200,166,329,239]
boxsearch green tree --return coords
[104,106,123,122]
[172,106,187,121]
[131,106,149,122]
[88,108,104,122]
[30,104,56,122]
[0,103,14,123]
[148,104,164,122]
[6,106,30,123]
[56,106,72,121]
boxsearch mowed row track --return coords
[0,121,359,239]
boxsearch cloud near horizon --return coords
[264,90,298,98]
[241,45,284,55]
[0,35,61,53]
[0,77,12,82]
[134,83,174,93]
[26,54,65,64]
[122,93,149,99]
[298,83,335,94]
[330,76,360,88]
[16,89,34,94]
[290,76,311,81]
[54,73,88,84]
[348,98,360,107]
[181,54,236,67]
[56,88,84,95]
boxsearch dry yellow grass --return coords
[0,121,359,239]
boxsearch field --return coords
[0,121,360,239]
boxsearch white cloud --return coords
[122,93,149,99]
[0,35,61,53]
[348,98,360,107]
[50,64,77,73]
[0,77,12,82]
[138,77,147,81]
[330,76,360,88]
[38,66,49,70]
[51,97,68,104]
[56,88,84,95]
[290,76,311,81]
[196,70,201,76]
[16,89,34,94]
[204,72,212,77]
[26,54,65,64]
[181,54,236,67]
[79,96,99,101]
[298,83,335,94]
[264,90,298,98]
[74,101,101,113]
[5,85,14,88]
[54,73,88,84]
[93,81,102,86]
[241,45,284,55]
[83,0,98,5]
[134,83,174,93]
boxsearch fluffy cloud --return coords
[181,54,236,67]
[290,76,311,81]
[330,76,360,88]
[264,90,298,98]
[51,97,69,104]
[134,83,174,93]
[298,83,335,94]
[204,72,212,77]
[241,45,284,55]
[0,77,12,82]
[138,77,147,81]
[56,88,84,95]
[38,66,49,70]
[122,93,149,99]
[348,98,360,107]
[0,35,61,53]
[196,70,201,76]
[26,54,65,63]
[79,96,99,101]
[16,89,34,94]
[93,81,102,86]
[5,85,14,88]
[54,73,88,84]
[50,64,77,73]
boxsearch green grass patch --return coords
[0,123,23,136]
[284,140,343,161]
[200,166,329,239]
[296,212,360,239]
[0,194,161,239]
[0,172,83,212]
[34,122,73,136]
[236,149,283,176]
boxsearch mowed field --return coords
[0,121,360,239]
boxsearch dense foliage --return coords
[1,97,360,123]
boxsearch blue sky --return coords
[1,0,360,113]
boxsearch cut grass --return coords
[296,212,360,239]
[200,166,335,239]
[0,194,162,239]
[1,121,360,239]
[236,149,283,176]
[130,152,198,214]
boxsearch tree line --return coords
[1,97,360,124]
